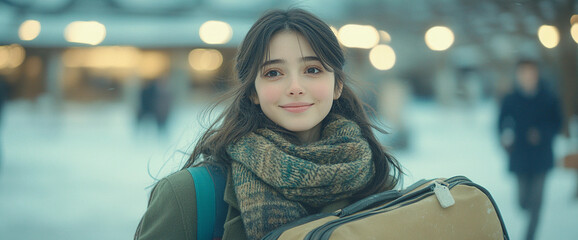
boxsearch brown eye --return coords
[306,67,321,74]
[264,70,281,78]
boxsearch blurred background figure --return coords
[376,78,411,150]
[498,59,563,240]
[136,77,172,136]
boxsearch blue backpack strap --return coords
[207,165,227,239]
[188,165,228,240]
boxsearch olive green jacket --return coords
[134,169,350,240]
[134,169,247,240]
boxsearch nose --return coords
[289,88,304,95]
[287,76,304,96]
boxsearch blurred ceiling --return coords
[1,0,572,46]
[0,0,576,73]
[0,0,349,47]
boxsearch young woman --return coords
[134,8,402,240]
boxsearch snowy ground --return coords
[0,98,576,240]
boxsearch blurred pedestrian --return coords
[498,59,562,240]
[136,77,171,135]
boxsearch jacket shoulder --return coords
[135,169,197,240]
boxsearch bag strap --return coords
[188,165,228,240]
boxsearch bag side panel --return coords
[277,216,339,239]
[329,185,504,240]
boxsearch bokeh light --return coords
[188,48,223,71]
[369,44,396,71]
[62,46,141,69]
[338,24,379,49]
[571,24,578,44]
[199,21,233,45]
[0,44,26,69]
[19,20,41,41]
[64,21,106,45]
[537,25,559,49]
[379,30,392,43]
[138,51,170,79]
[425,26,455,51]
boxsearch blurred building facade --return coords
[0,0,577,134]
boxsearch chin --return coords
[284,126,314,133]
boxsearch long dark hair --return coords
[183,8,402,197]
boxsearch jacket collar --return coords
[224,169,240,210]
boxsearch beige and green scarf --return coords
[227,114,375,240]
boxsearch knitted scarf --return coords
[227,114,375,240]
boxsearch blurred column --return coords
[434,64,456,106]
[122,72,140,109]
[378,77,411,149]
[432,51,456,106]
[45,51,63,107]
[344,48,375,102]
[558,16,578,136]
[169,50,190,105]
[425,26,456,106]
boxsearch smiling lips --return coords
[280,102,314,113]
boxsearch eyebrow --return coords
[261,56,322,68]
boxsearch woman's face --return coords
[253,31,341,143]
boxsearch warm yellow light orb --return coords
[19,20,41,41]
[571,24,578,44]
[379,30,391,43]
[369,44,396,71]
[64,21,106,45]
[0,44,26,69]
[338,24,379,49]
[425,26,455,51]
[570,15,578,25]
[199,21,233,45]
[188,48,223,71]
[538,25,559,49]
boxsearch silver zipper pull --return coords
[433,182,455,208]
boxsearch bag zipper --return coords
[303,176,473,240]
[262,176,510,240]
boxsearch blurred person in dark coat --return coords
[498,59,562,240]
[136,77,172,135]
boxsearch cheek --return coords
[310,81,335,101]
[256,83,283,104]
